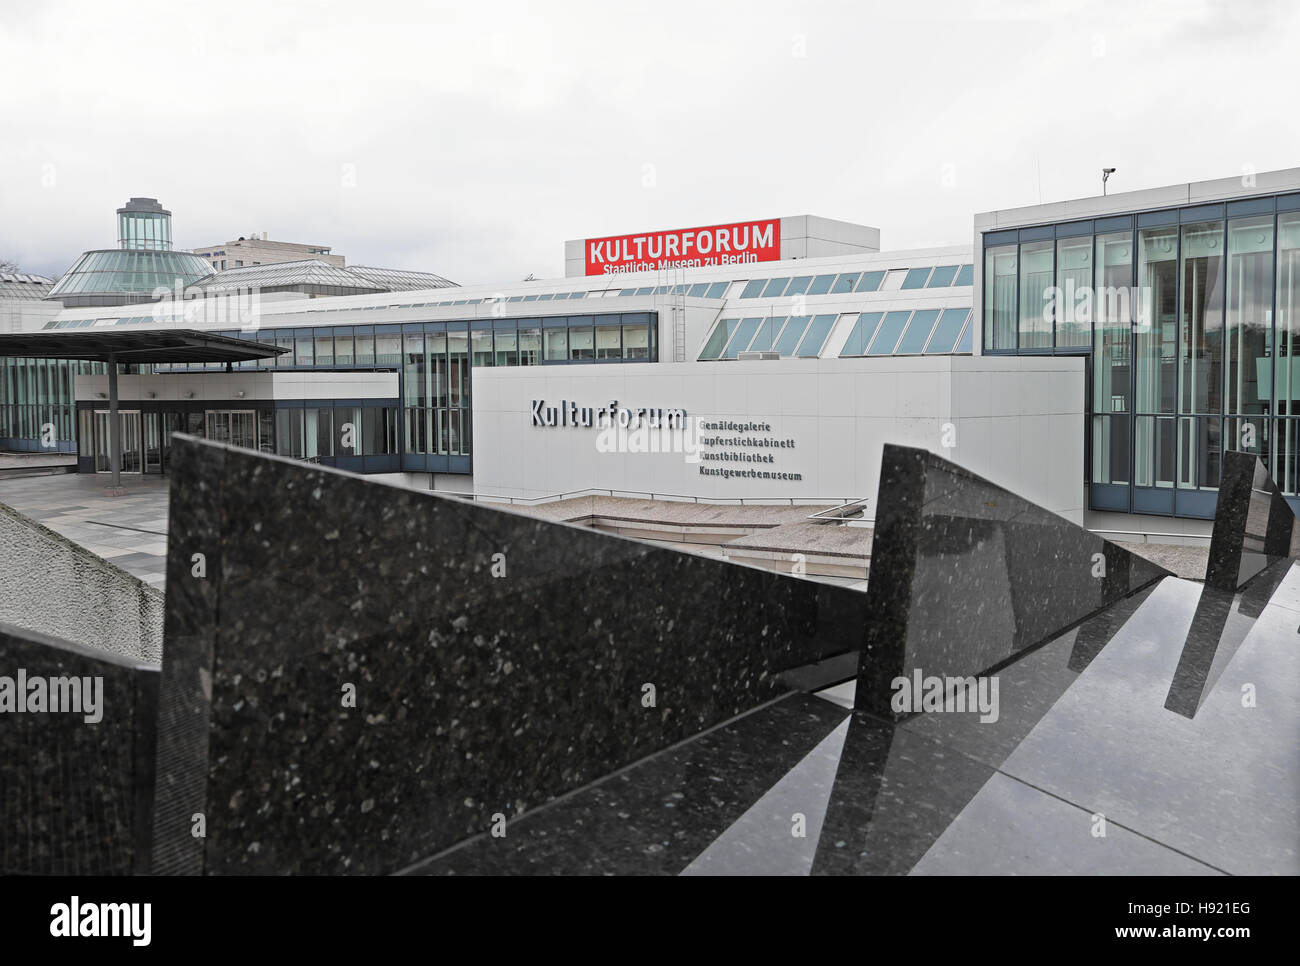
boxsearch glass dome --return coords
[45,249,214,307]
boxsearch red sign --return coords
[584,218,781,276]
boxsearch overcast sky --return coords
[2,0,1298,284]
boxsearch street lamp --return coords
[1102,167,1117,196]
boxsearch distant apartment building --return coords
[190,234,347,271]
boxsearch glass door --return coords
[92,410,143,474]
[144,413,163,474]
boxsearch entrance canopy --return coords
[0,329,286,364]
[0,329,287,486]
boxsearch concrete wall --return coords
[0,501,163,663]
[471,354,1086,522]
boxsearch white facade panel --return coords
[471,356,1086,522]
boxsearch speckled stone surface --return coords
[1205,450,1300,591]
[152,436,868,875]
[856,445,1169,718]
[408,560,1297,875]
[0,622,158,875]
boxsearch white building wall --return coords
[471,355,1085,522]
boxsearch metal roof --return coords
[0,329,289,363]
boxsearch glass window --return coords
[774,316,810,356]
[896,309,941,354]
[622,325,649,359]
[355,330,375,365]
[471,328,493,366]
[295,330,315,366]
[868,311,912,355]
[855,270,885,292]
[902,267,932,289]
[569,327,595,360]
[1055,236,1092,348]
[494,330,518,366]
[807,274,835,295]
[375,333,401,366]
[840,312,883,356]
[596,325,621,359]
[1179,220,1225,418]
[688,283,709,297]
[1018,239,1054,349]
[796,314,838,357]
[315,332,334,366]
[545,328,568,361]
[954,263,974,286]
[1277,213,1300,438]
[926,309,970,354]
[831,273,859,294]
[722,318,764,358]
[748,316,783,352]
[1094,231,1133,416]
[955,317,974,352]
[699,319,738,360]
[927,265,959,287]
[984,245,1018,350]
[739,279,766,298]
[447,330,468,406]
[786,276,813,296]
[334,330,354,365]
[705,282,729,299]
[1225,215,1273,417]
[760,277,789,298]
[517,328,541,365]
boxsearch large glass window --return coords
[545,328,568,361]
[1225,215,1274,420]
[796,314,837,357]
[1018,239,1053,349]
[622,325,648,359]
[926,309,970,354]
[519,328,541,365]
[984,244,1017,350]
[1274,212,1300,490]
[723,318,763,358]
[1054,236,1092,348]
[840,312,882,356]
[568,326,595,360]
[896,309,940,354]
[868,311,912,355]
[1093,231,1133,491]
[748,316,783,352]
[699,319,737,360]
[774,316,810,355]
[494,330,518,366]
[1135,226,1179,490]
[1179,220,1225,418]
[471,328,493,367]
[596,325,621,359]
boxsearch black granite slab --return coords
[415,556,1294,875]
[408,693,849,875]
[0,621,158,875]
[856,444,1169,719]
[1205,450,1300,591]
[152,436,869,875]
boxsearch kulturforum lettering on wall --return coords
[584,218,780,275]
[529,403,806,483]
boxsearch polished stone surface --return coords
[153,436,868,875]
[0,622,158,875]
[856,444,1169,719]
[1206,450,1300,591]
[411,559,1297,875]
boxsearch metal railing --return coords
[807,498,872,526]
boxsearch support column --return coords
[107,352,121,488]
